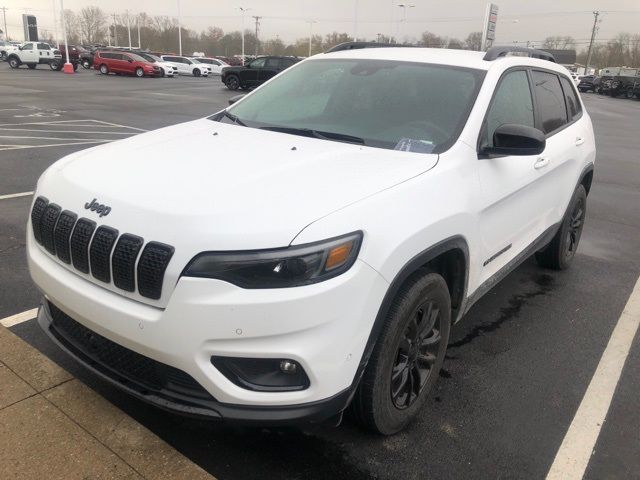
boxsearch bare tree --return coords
[464,31,482,51]
[542,36,576,50]
[63,10,80,43]
[79,7,107,44]
[418,31,446,48]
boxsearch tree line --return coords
[37,6,639,68]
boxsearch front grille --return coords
[47,302,214,402]
[89,226,119,283]
[31,196,173,300]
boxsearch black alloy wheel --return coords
[225,75,240,90]
[391,300,443,409]
[564,192,586,263]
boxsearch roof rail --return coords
[325,41,404,53]
[483,46,556,62]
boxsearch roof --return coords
[321,46,571,76]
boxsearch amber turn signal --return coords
[325,241,354,270]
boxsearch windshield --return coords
[138,53,156,63]
[222,58,484,153]
[127,53,149,62]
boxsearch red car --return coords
[93,51,161,77]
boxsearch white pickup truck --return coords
[6,42,61,70]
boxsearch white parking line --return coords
[546,275,640,480]
[0,140,113,151]
[0,308,38,327]
[0,191,33,201]
[0,128,133,135]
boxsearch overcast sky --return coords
[2,0,639,47]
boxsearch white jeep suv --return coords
[28,45,595,434]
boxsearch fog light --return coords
[280,360,298,374]
[211,356,309,392]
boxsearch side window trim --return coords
[476,66,535,155]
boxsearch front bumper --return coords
[28,232,389,422]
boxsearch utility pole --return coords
[307,20,316,57]
[252,15,261,56]
[585,11,600,75]
[126,9,132,50]
[137,15,141,49]
[397,4,415,41]
[1,7,8,41]
[51,0,59,47]
[238,7,250,65]
[111,13,117,47]
[353,0,359,41]
[177,0,182,55]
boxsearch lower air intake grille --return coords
[47,301,213,401]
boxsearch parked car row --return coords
[577,73,640,100]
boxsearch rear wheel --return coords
[72,62,78,71]
[135,67,144,77]
[351,271,451,435]
[536,184,587,270]
[626,88,636,99]
[193,68,201,77]
[82,59,91,69]
[49,61,61,71]
[99,64,109,75]
[225,75,240,90]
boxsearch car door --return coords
[258,58,281,83]
[120,53,135,74]
[476,68,557,283]
[531,71,587,228]
[37,42,53,63]
[20,43,37,63]
[240,57,264,86]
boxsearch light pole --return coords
[307,20,316,56]
[353,0,359,41]
[177,0,182,55]
[51,0,59,47]
[238,7,251,65]
[397,3,415,41]
[137,15,141,49]
[126,10,132,50]
[59,0,72,73]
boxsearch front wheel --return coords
[99,64,109,75]
[351,271,451,435]
[8,57,20,68]
[225,75,240,90]
[193,68,201,77]
[50,61,61,71]
[536,184,587,270]
[135,67,144,77]
[82,59,91,69]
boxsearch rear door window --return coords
[559,76,582,120]
[531,70,568,134]
[265,58,280,69]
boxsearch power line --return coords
[252,15,261,56]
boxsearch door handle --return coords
[534,157,549,170]
[575,137,585,146]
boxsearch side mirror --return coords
[228,94,246,105]
[484,124,546,156]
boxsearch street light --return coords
[307,20,317,57]
[59,0,72,73]
[238,7,251,65]
[177,0,182,56]
[397,3,415,40]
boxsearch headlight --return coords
[182,231,362,288]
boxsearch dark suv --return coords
[577,75,600,93]
[221,56,300,90]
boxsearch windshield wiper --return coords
[259,126,365,145]
[221,110,246,126]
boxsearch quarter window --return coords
[560,76,582,120]
[483,70,535,148]
[532,71,568,134]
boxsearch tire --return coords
[351,271,451,435]
[626,88,635,99]
[99,64,109,75]
[225,75,240,90]
[535,184,587,270]
[159,67,165,77]
[73,63,78,71]
[8,57,20,68]
[50,61,60,71]
[193,68,201,77]
[27,64,36,69]
[135,67,144,77]
[82,59,91,69]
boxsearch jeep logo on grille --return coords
[84,198,111,217]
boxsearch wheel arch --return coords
[578,163,595,196]
[355,236,469,383]
[7,54,20,63]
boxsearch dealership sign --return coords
[481,3,499,51]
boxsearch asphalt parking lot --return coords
[1,63,639,480]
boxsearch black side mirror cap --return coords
[483,124,546,156]
[228,94,246,105]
